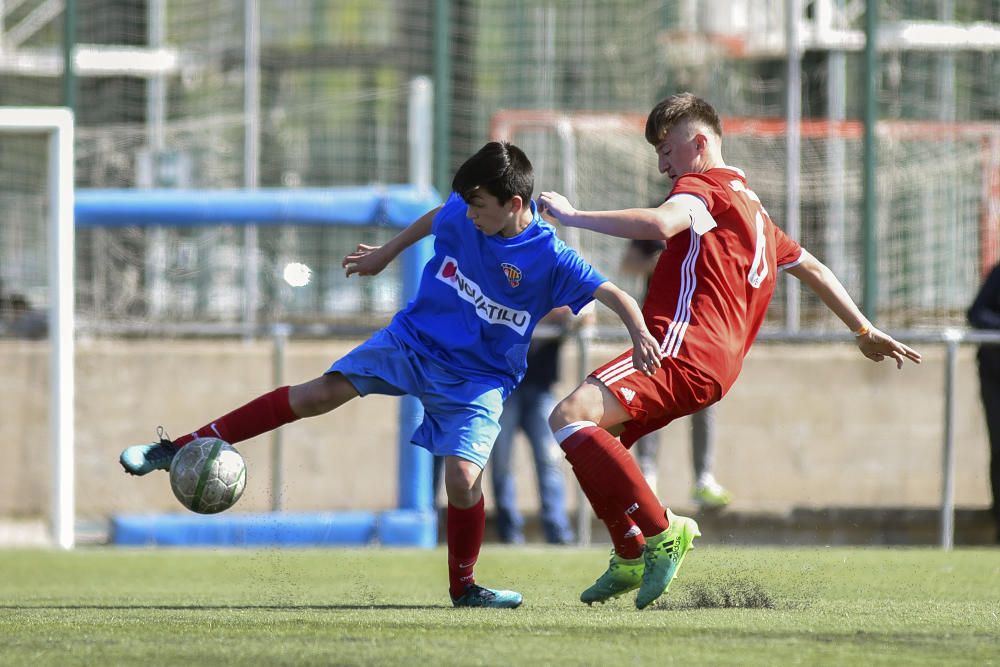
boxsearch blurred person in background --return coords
[621,239,730,509]
[967,261,1000,544]
[489,305,592,545]
[0,289,47,340]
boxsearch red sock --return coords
[173,386,300,447]
[561,426,669,537]
[575,469,645,560]
[447,496,485,599]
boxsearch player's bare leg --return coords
[444,456,522,609]
[549,377,632,433]
[288,372,360,417]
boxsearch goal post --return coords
[0,108,75,549]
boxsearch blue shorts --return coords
[327,328,504,469]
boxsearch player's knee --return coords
[443,457,483,508]
[549,392,586,432]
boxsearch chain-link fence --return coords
[0,0,998,333]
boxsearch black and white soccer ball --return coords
[169,437,247,514]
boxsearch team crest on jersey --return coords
[500,262,522,288]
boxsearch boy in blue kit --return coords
[121,141,661,608]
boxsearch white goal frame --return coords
[0,108,75,549]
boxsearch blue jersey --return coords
[387,192,606,396]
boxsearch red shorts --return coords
[590,348,722,448]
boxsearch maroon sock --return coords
[560,426,669,537]
[575,469,645,560]
[173,386,300,447]
[447,496,485,599]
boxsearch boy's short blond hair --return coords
[644,93,722,146]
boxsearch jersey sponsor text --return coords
[436,256,532,335]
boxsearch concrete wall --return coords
[0,337,991,520]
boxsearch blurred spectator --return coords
[0,291,47,340]
[967,261,1000,543]
[621,239,731,509]
[489,306,589,545]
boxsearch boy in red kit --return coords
[538,93,921,610]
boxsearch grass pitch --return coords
[0,546,997,666]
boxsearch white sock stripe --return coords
[552,421,596,444]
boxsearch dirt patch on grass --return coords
[656,576,777,610]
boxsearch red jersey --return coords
[643,167,803,395]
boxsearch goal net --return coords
[491,110,1000,332]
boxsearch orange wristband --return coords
[853,324,870,337]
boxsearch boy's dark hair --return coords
[645,93,722,146]
[452,141,533,205]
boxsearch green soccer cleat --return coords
[580,550,644,606]
[119,427,179,476]
[451,584,523,609]
[692,475,732,509]
[635,508,701,610]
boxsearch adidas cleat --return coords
[580,550,644,606]
[635,508,701,610]
[119,427,179,476]
[451,584,523,609]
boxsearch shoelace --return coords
[603,555,643,582]
[644,538,677,562]
[149,426,177,461]
[608,559,638,573]
[468,585,496,600]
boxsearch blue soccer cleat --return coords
[119,427,179,476]
[451,584,523,609]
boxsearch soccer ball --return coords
[169,437,247,514]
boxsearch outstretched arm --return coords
[538,190,691,241]
[592,282,661,376]
[342,206,440,277]
[785,251,921,368]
